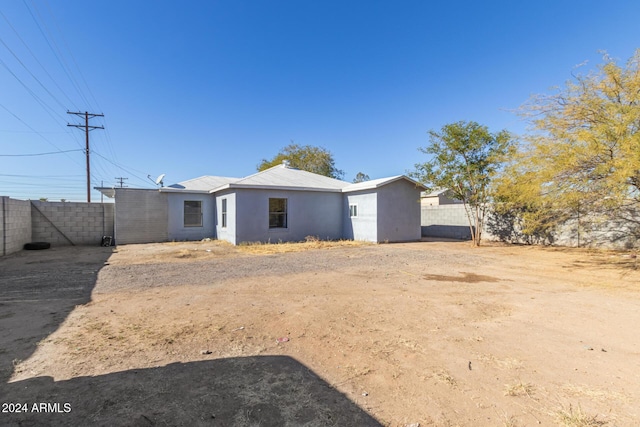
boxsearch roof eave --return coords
[159,188,210,194]
[210,183,344,193]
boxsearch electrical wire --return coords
[0,34,68,110]
[0,102,83,163]
[0,149,83,156]
[0,9,79,111]
[23,0,93,109]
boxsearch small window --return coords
[349,204,358,218]
[184,200,202,227]
[269,198,287,229]
[221,198,227,228]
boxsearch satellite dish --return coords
[155,174,166,187]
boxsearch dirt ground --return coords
[1,239,639,426]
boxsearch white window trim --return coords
[349,203,358,218]
[221,198,227,228]
[268,198,288,229]
[184,200,203,227]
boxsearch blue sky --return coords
[1,1,639,201]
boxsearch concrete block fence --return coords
[421,204,474,240]
[0,197,114,256]
[1,197,32,256]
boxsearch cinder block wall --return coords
[1,197,32,256]
[114,189,168,244]
[31,201,114,246]
[421,204,473,239]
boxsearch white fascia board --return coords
[342,176,427,193]
[209,183,343,194]
[94,187,116,198]
[159,188,210,194]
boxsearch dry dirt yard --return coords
[1,239,639,426]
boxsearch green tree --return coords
[412,121,514,246]
[258,143,345,180]
[498,50,640,245]
[352,172,370,183]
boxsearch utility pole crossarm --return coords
[67,111,104,203]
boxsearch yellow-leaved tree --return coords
[492,50,640,245]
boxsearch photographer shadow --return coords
[1,355,382,426]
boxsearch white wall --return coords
[233,189,343,244]
[167,193,215,241]
[215,191,236,245]
[343,191,378,242]
[377,180,422,242]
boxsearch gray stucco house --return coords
[97,164,425,245]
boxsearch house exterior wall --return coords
[232,189,343,244]
[167,193,215,241]
[343,191,377,242]
[31,201,115,245]
[215,191,236,245]
[376,180,422,242]
[115,189,168,244]
[0,197,32,256]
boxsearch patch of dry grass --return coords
[113,239,370,264]
[555,404,607,426]
[431,370,457,388]
[236,238,369,254]
[562,383,628,402]
[504,380,534,398]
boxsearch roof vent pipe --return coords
[282,160,290,167]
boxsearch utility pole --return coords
[67,111,104,202]
[115,177,128,188]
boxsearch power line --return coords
[0,173,84,178]
[0,149,82,157]
[0,9,79,111]
[0,34,68,110]
[23,0,92,109]
[43,0,100,111]
[0,102,83,166]
[0,56,70,126]
[91,150,154,187]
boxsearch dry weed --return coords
[433,370,457,388]
[562,383,628,402]
[504,380,535,398]
[555,403,607,426]
[501,414,519,427]
[236,239,368,254]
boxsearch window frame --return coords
[221,198,227,228]
[349,203,358,218]
[184,200,203,227]
[268,198,288,229]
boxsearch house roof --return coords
[167,175,240,191]
[343,176,426,192]
[210,164,351,193]
[95,164,424,197]
[421,188,451,198]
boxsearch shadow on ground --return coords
[0,247,381,426]
[1,356,382,426]
[0,246,112,383]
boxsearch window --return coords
[184,200,202,227]
[349,204,358,218]
[221,198,227,228]
[269,198,287,228]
